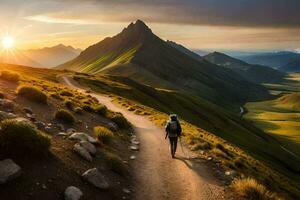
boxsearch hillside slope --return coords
[204,52,286,84]
[280,58,300,72]
[58,20,269,107]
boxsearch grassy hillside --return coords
[58,20,270,109]
[73,73,300,198]
[204,52,287,84]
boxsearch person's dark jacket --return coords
[165,119,182,138]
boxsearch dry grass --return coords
[0,71,20,82]
[55,109,75,124]
[233,178,281,200]
[94,126,114,144]
[17,85,48,104]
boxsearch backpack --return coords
[168,121,178,137]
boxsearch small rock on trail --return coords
[69,132,97,144]
[73,144,93,162]
[80,141,96,155]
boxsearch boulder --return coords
[64,186,83,200]
[69,132,97,144]
[82,168,109,189]
[67,128,76,134]
[0,111,16,121]
[0,159,21,184]
[80,141,96,155]
[73,144,93,162]
[130,145,139,151]
[35,121,46,129]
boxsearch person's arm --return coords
[177,121,182,136]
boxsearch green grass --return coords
[17,85,48,104]
[0,119,50,156]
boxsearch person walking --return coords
[165,114,182,158]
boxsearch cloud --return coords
[40,0,300,28]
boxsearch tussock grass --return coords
[107,112,130,129]
[60,90,73,97]
[64,99,73,109]
[94,104,107,115]
[74,107,83,114]
[94,126,114,144]
[234,157,246,169]
[233,178,281,200]
[55,109,75,124]
[17,85,48,104]
[105,152,125,175]
[0,71,20,82]
[0,119,50,156]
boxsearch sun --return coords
[2,36,15,49]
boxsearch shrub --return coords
[108,112,130,129]
[192,141,211,150]
[0,71,20,82]
[82,104,94,112]
[55,109,75,124]
[50,93,62,100]
[94,126,114,144]
[60,90,73,97]
[215,143,230,155]
[0,119,50,156]
[233,178,280,200]
[74,107,83,114]
[212,148,228,159]
[64,100,73,109]
[94,104,107,115]
[17,86,48,104]
[105,152,125,175]
[234,157,246,169]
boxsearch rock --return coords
[0,159,21,184]
[0,111,16,121]
[130,155,136,160]
[80,141,96,155]
[13,117,33,125]
[82,168,109,189]
[35,121,45,129]
[42,184,47,189]
[73,144,93,162]
[225,170,237,178]
[130,145,139,151]
[67,128,76,134]
[122,188,131,194]
[64,186,83,200]
[207,156,213,161]
[23,107,33,114]
[0,99,14,111]
[45,126,51,132]
[69,132,97,144]
[131,139,140,145]
[57,124,65,131]
[58,132,69,137]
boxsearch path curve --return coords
[60,76,227,200]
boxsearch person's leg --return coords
[173,137,178,154]
[169,137,173,157]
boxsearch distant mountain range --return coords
[58,20,269,106]
[279,58,300,72]
[0,44,81,68]
[204,52,287,83]
[236,51,300,71]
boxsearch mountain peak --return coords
[122,20,152,35]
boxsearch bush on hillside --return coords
[82,104,94,112]
[74,107,83,114]
[60,90,73,97]
[105,152,125,175]
[0,119,50,156]
[94,104,107,115]
[64,99,73,109]
[0,71,20,82]
[107,112,130,129]
[94,126,114,144]
[234,157,246,169]
[17,85,48,104]
[55,109,75,124]
[233,178,280,200]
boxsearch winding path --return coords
[60,76,227,200]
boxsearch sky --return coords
[1,0,300,51]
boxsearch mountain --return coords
[24,44,81,68]
[279,58,300,72]
[237,51,300,69]
[204,52,287,83]
[58,20,269,107]
[166,40,202,62]
[0,50,42,67]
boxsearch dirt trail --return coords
[60,76,227,200]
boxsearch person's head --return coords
[170,114,178,121]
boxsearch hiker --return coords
[165,114,182,158]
